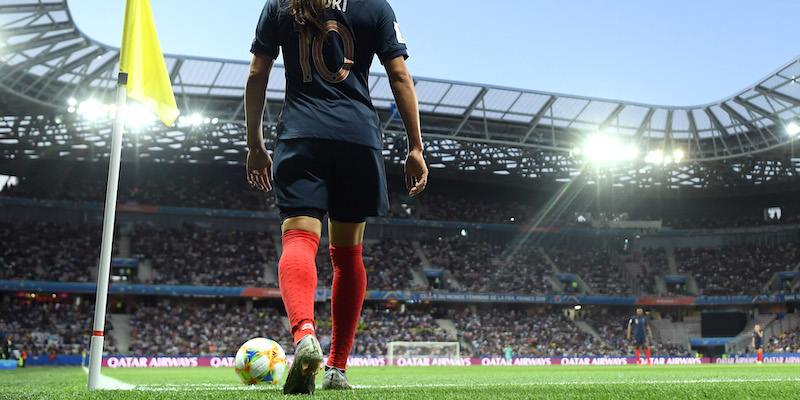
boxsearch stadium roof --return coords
[2,0,800,189]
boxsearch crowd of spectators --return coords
[128,304,289,357]
[666,214,800,230]
[130,224,278,287]
[3,174,278,213]
[636,249,664,296]
[126,303,450,358]
[5,218,799,297]
[315,240,423,291]
[0,300,117,356]
[8,166,800,230]
[769,326,800,353]
[315,307,453,357]
[548,247,632,296]
[422,239,553,294]
[0,220,105,282]
[417,193,534,225]
[452,308,597,357]
[675,243,799,296]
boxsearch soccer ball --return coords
[234,337,287,385]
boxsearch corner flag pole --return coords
[87,73,128,391]
[87,0,177,388]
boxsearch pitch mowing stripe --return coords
[110,377,800,391]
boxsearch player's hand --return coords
[627,335,631,341]
[405,149,428,197]
[246,146,273,192]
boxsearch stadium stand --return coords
[421,239,554,294]
[583,312,690,357]
[129,224,277,287]
[316,307,453,357]
[128,304,288,358]
[452,308,597,357]
[675,243,800,296]
[126,304,451,358]
[1,170,278,213]
[769,326,800,353]
[0,220,106,283]
[0,300,117,356]
[547,247,632,296]
[315,239,423,291]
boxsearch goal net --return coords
[386,341,460,366]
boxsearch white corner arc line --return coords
[82,366,136,390]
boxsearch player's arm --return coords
[647,324,653,339]
[384,56,427,197]
[627,320,632,340]
[244,53,275,192]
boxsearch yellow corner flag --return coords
[120,0,179,127]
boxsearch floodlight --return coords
[673,149,684,163]
[624,145,638,161]
[211,118,219,124]
[77,100,107,120]
[574,305,582,310]
[189,114,203,125]
[67,98,78,107]
[788,123,800,136]
[645,150,663,164]
[125,104,157,128]
[584,135,619,163]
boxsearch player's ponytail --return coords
[289,0,328,46]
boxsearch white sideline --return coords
[98,377,800,392]
[81,366,136,390]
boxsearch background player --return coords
[245,0,427,394]
[752,324,764,364]
[627,308,654,365]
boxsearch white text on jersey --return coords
[327,0,348,12]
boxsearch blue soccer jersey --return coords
[753,331,763,349]
[251,0,409,150]
[629,315,648,338]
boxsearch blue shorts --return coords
[633,334,648,346]
[273,138,389,223]
[754,342,763,350]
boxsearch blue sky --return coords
[68,0,799,106]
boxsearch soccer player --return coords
[627,308,654,366]
[245,0,427,394]
[752,324,764,364]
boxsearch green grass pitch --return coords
[2,364,799,399]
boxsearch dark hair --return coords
[290,0,328,46]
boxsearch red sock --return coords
[278,230,319,344]
[327,243,366,371]
[635,349,640,361]
[758,352,763,362]
[645,348,651,362]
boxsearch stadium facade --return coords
[2,0,800,189]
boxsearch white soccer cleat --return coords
[322,365,353,390]
[283,335,323,395]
